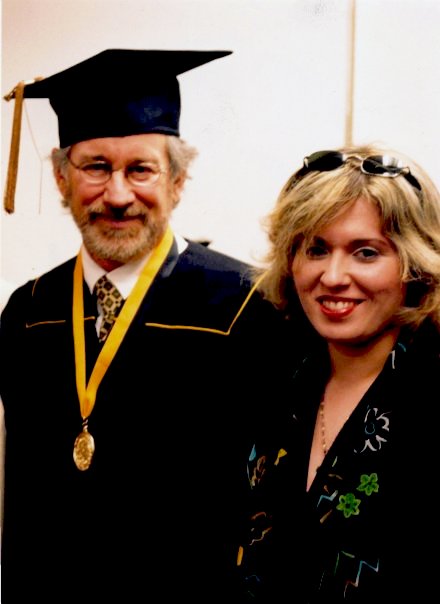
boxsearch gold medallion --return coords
[73,427,95,471]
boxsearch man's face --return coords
[55,133,183,270]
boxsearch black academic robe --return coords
[0,239,294,603]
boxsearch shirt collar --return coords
[81,233,188,299]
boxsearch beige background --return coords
[2,0,439,295]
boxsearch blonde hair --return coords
[257,143,440,330]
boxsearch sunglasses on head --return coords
[293,150,421,191]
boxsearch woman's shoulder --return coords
[403,321,440,361]
[394,322,440,391]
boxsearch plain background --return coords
[2,0,440,293]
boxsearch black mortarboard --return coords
[3,48,232,212]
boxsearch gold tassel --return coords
[3,81,25,213]
[3,77,43,214]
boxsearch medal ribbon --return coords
[73,226,173,421]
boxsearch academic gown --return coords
[238,323,440,603]
[0,239,293,603]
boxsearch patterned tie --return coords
[94,275,124,342]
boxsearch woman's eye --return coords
[355,247,379,261]
[305,245,327,258]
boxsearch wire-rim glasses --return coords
[66,155,167,187]
[293,150,421,191]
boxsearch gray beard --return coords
[79,219,167,265]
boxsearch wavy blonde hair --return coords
[256,143,440,330]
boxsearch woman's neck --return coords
[327,326,400,384]
[306,327,401,492]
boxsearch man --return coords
[0,49,293,602]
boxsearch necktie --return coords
[94,275,124,342]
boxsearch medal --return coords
[72,228,173,472]
[73,425,95,471]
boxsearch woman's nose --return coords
[319,253,351,287]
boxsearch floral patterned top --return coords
[237,323,440,603]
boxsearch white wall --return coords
[2,0,440,293]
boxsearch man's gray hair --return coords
[51,135,198,180]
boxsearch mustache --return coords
[87,203,149,222]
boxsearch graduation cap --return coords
[3,48,232,213]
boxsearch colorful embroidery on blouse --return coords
[357,472,379,496]
[248,446,288,488]
[329,551,380,595]
[248,511,273,545]
[336,492,361,518]
[248,452,267,489]
[357,406,390,453]
[333,473,379,519]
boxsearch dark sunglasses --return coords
[292,150,421,191]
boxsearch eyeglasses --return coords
[294,150,421,191]
[67,156,167,187]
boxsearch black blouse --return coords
[238,323,440,603]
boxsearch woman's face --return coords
[291,197,406,348]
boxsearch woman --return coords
[237,145,440,602]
